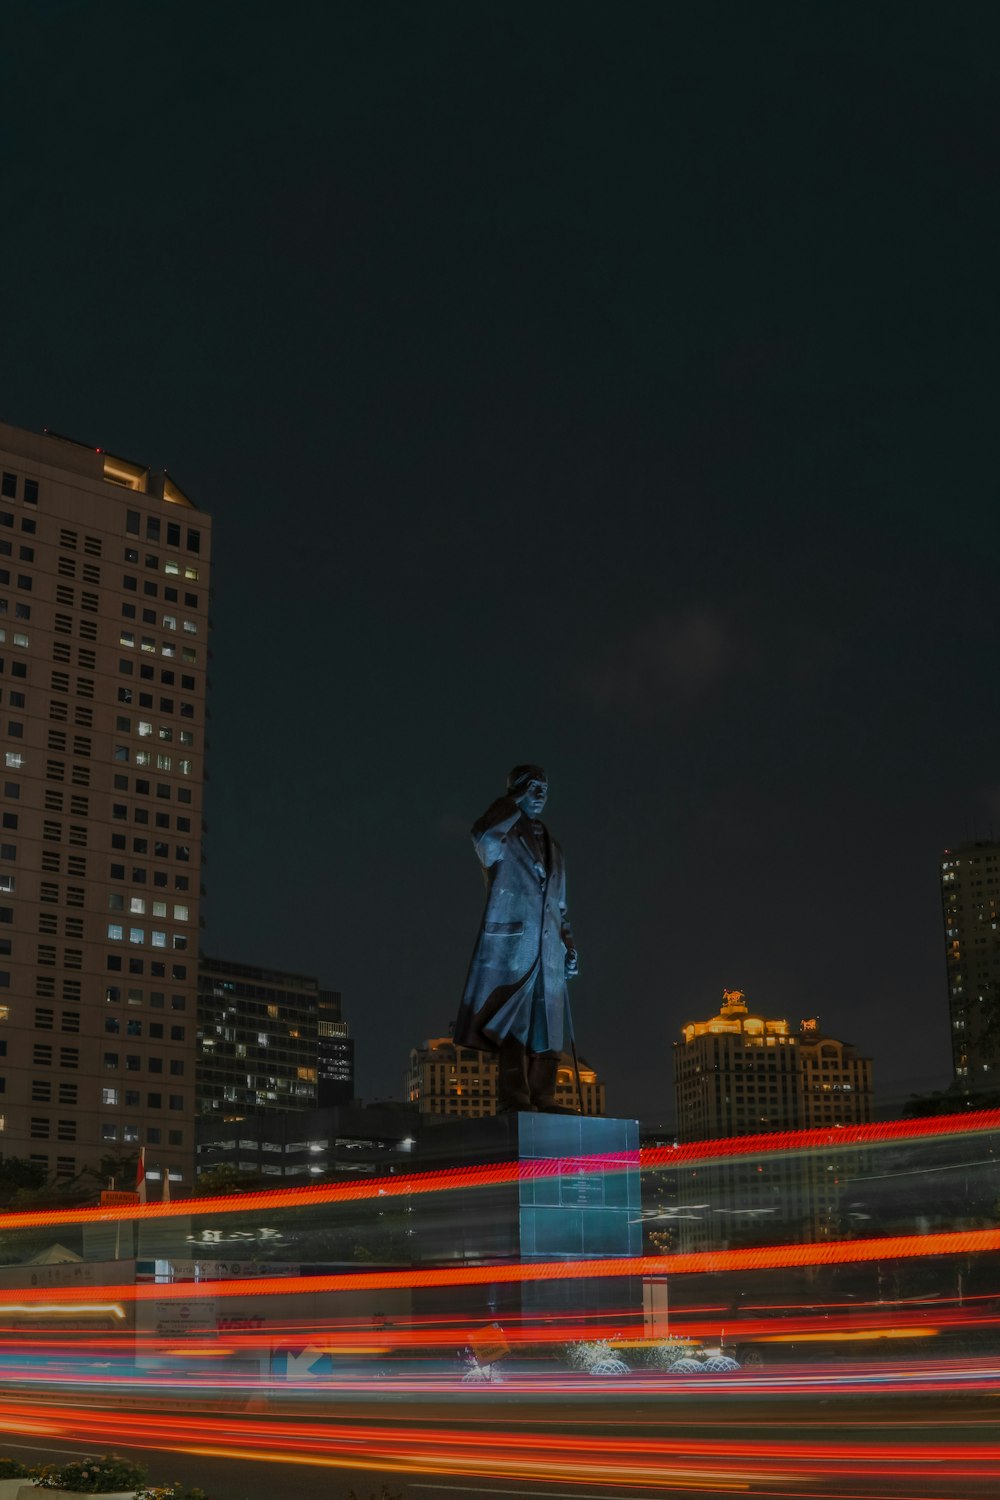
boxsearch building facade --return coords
[0,422,210,1189]
[674,989,873,1142]
[196,1101,414,1181]
[197,958,353,1115]
[318,988,354,1107]
[405,1037,605,1117]
[941,840,1000,1088]
[671,990,874,1251]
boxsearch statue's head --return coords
[507,764,548,817]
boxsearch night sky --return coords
[3,2,998,1119]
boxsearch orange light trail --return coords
[1,1394,999,1494]
[0,1108,994,1230]
[0,1225,994,1309]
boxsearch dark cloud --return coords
[582,608,739,719]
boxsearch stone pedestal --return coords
[412,1112,642,1336]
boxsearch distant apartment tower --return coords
[0,422,209,1187]
[197,957,353,1115]
[673,989,872,1142]
[941,841,1000,1088]
[405,1037,605,1117]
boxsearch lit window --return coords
[173,904,188,922]
[162,616,177,631]
[157,754,171,771]
[181,647,196,664]
[107,924,123,941]
[12,633,27,648]
[152,931,166,948]
[120,631,135,647]
[158,727,173,743]
[141,637,156,654]
[135,750,151,767]
[183,620,197,634]
[179,759,192,776]
[184,566,198,581]
[129,898,146,915]
[3,754,22,769]
[129,928,144,945]
[164,561,179,576]
[102,1088,118,1105]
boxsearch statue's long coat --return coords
[454,796,575,1052]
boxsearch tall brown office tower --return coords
[0,422,210,1194]
[941,840,1000,1090]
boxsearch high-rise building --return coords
[318,988,354,1107]
[0,421,210,1190]
[674,989,872,1142]
[672,990,873,1250]
[941,840,1000,1088]
[405,1037,605,1117]
[197,958,353,1115]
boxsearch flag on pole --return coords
[162,1169,171,1205]
[136,1146,147,1205]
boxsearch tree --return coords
[0,1158,46,1206]
[189,1164,265,1197]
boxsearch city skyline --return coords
[3,5,998,1121]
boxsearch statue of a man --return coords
[454,764,579,1112]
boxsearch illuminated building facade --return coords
[674,989,872,1142]
[941,840,1000,1088]
[406,1037,605,1117]
[672,990,873,1250]
[197,958,353,1115]
[0,421,209,1189]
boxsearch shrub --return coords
[0,1458,29,1478]
[32,1452,148,1493]
[136,1489,209,1500]
[642,1338,702,1370]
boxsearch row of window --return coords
[112,820,192,844]
[101,1121,184,1144]
[124,515,200,554]
[119,659,198,688]
[117,717,195,745]
[119,632,197,660]
[106,1018,185,1038]
[113,793,193,814]
[103,1056,185,1075]
[1,474,38,504]
[106,987,187,1008]
[0,512,36,535]
[107,924,188,950]
[108,897,189,921]
[115,749,194,773]
[107,956,187,979]
[119,688,197,718]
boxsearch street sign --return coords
[470,1325,510,1366]
[273,1346,333,1379]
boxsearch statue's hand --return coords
[564,948,579,979]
